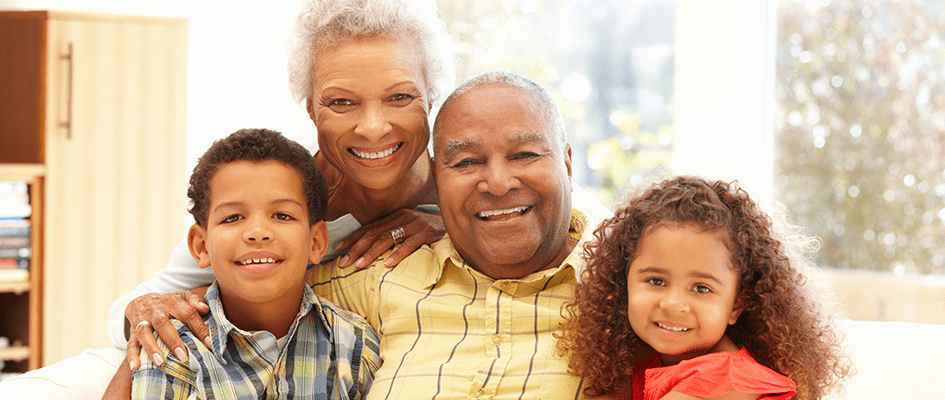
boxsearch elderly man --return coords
[308,70,601,399]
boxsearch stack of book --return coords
[1,181,31,283]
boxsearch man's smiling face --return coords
[433,83,573,279]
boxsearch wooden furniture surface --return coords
[0,11,188,368]
[0,164,44,372]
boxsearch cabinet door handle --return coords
[58,42,73,139]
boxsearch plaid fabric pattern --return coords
[132,283,381,400]
[308,209,591,400]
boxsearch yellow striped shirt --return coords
[308,209,590,400]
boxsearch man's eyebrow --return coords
[441,138,481,158]
[509,130,545,145]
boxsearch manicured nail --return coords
[174,347,188,362]
[384,257,395,267]
[354,257,365,269]
[129,359,136,371]
[151,352,164,366]
[197,302,208,310]
[204,336,213,349]
[339,255,349,267]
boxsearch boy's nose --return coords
[243,221,273,242]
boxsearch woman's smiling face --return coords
[307,36,431,190]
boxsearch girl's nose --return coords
[659,290,690,314]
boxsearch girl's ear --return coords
[728,291,746,325]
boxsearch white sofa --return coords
[1,320,943,399]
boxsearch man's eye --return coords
[513,152,539,160]
[452,158,481,168]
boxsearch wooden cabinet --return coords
[0,11,188,368]
[0,165,44,373]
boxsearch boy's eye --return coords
[222,214,242,223]
[274,213,294,221]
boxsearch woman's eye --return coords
[327,98,354,108]
[390,93,413,102]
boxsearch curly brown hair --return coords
[187,128,328,228]
[556,176,851,399]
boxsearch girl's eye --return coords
[693,284,712,294]
[646,277,666,287]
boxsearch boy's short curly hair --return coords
[187,128,328,228]
[556,176,851,399]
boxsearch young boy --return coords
[130,128,380,399]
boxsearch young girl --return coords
[557,176,851,400]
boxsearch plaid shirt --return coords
[308,209,591,400]
[132,282,381,400]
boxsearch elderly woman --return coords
[109,0,455,371]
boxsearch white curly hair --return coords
[286,0,455,106]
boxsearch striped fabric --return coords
[308,209,591,400]
[132,282,381,400]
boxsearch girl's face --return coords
[307,35,431,191]
[626,224,744,366]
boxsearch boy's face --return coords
[188,160,327,306]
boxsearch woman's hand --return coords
[124,288,211,371]
[336,209,445,269]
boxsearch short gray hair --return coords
[433,70,567,144]
[287,0,455,105]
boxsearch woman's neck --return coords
[319,151,437,223]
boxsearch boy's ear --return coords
[187,224,213,269]
[728,291,746,325]
[308,221,329,265]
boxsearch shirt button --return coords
[492,334,501,346]
[475,389,484,399]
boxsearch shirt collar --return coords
[422,208,592,289]
[204,281,325,359]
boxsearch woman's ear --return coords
[729,291,746,325]
[305,97,317,123]
[187,224,212,269]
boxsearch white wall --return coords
[0,0,316,174]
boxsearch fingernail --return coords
[174,347,188,362]
[339,255,349,267]
[204,336,213,349]
[198,302,208,309]
[334,242,343,250]
[354,257,365,268]
[151,352,164,366]
[384,257,395,267]
[129,359,136,371]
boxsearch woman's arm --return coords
[107,237,213,370]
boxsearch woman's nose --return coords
[476,160,521,196]
[354,104,393,141]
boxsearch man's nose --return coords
[477,160,522,196]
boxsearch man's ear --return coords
[308,221,329,265]
[563,142,573,187]
[728,291,746,325]
[305,97,317,123]
[187,224,212,269]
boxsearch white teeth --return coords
[350,143,402,159]
[656,322,690,332]
[239,258,276,266]
[476,206,528,218]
